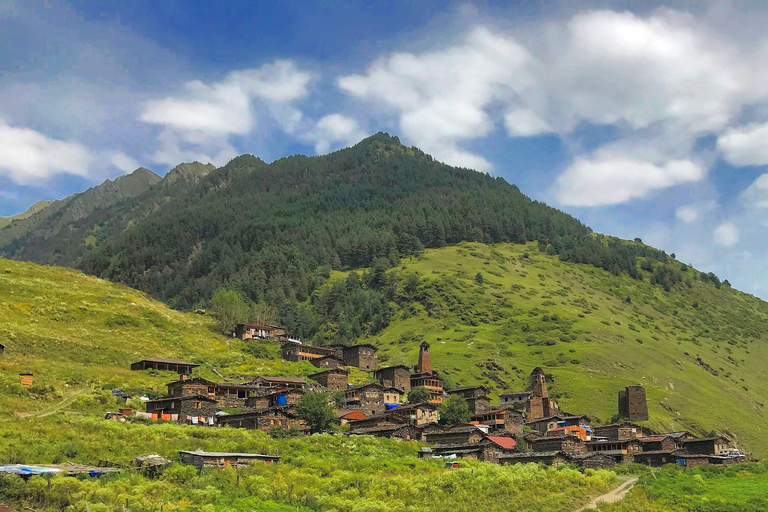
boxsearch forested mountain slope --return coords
[0,162,214,267]
[0,167,162,250]
[3,134,667,327]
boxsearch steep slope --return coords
[0,167,162,251]
[0,200,55,229]
[353,242,768,455]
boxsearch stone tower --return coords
[417,341,431,374]
[618,385,649,421]
[530,367,548,398]
[527,367,558,420]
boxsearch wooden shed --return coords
[178,450,279,469]
[19,373,33,386]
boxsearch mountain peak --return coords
[162,162,216,185]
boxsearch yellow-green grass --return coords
[0,258,314,417]
[343,242,768,456]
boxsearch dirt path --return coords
[576,476,638,511]
[33,388,89,418]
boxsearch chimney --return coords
[417,341,431,374]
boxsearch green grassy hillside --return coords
[0,200,54,230]
[0,257,321,418]
[345,242,768,455]
[3,242,768,458]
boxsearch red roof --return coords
[336,410,368,420]
[486,436,516,450]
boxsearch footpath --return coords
[576,476,638,511]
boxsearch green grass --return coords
[0,415,619,512]
[595,462,768,511]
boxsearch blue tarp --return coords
[0,465,60,476]
[275,394,287,406]
[384,403,400,410]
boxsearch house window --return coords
[193,401,202,410]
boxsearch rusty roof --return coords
[486,436,516,450]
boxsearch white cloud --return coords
[555,156,704,207]
[0,120,93,185]
[740,173,768,209]
[309,114,367,154]
[140,60,312,166]
[504,109,552,137]
[718,122,768,166]
[676,205,700,223]
[338,27,533,171]
[714,222,739,247]
[109,152,141,173]
[542,10,747,133]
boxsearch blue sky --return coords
[3,1,768,298]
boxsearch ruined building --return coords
[618,385,649,421]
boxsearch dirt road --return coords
[576,476,638,511]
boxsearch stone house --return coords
[166,377,258,408]
[386,402,439,426]
[571,453,617,469]
[529,435,586,454]
[680,436,729,455]
[340,344,378,370]
[472,407,526,434]
[546,425,590,441]
[526,416,563,435]
[250,376,306,390]
[497,451,573,467]
[639,435,678,452]
[586,438,643,462]
[423,425,485,445]
[245,388,303,411]
[218,407,308,433]
[345,383,386,417]
[373,365,412,393]
[446,386,490,415]
[431,436,515,463]
[499,391,531,407]
[382,387,402,406]
[591,422,654,441]
[349,423,422,441]
[167,377,215,400]
[145,395,217,424]
[409,373,443,403]
[281,343,338,363]
[311,356,345,369]
[527,367,560,420]
[234,323,285,341]
[308,368,348,391]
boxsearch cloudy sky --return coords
[3,0,768,298]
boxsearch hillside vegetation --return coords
[0,257,318,419]
[343,242,768,456]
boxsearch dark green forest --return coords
[1,133,684,344]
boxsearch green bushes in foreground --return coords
[0,416,618,511]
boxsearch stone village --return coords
[117,322,747,471]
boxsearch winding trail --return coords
[33,388,88,418]
[576,476,638,511]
